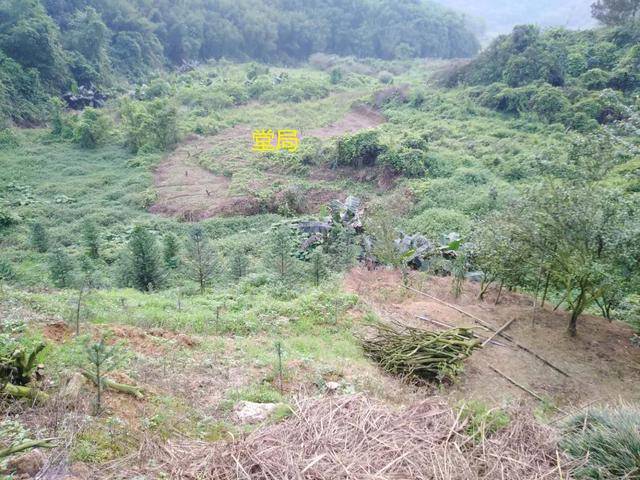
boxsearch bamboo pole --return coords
[489,365,568,415]
[416,316,509,348]
[404,285,570,377]
[3,383,49,403]
[81,371,144,399]
[481,318,516,347]
[0,438,58,459]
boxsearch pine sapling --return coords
[86,337,117,415]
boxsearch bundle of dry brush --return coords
[361,322,481,383]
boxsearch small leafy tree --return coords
[185,225,218,294]
[308,248,328,286]
[365,209,402,267]
[30,223,48,253]
[82,220,100,259]
[266,225,299,283]
[74,107,112,149]
[49,248,74,288]
[591,0,640,25]
[229,246,250,281]
[127,226,163,292]
[85,337,117,415]
[163,233,180,269]
[120,99,178,153]
[478,181,638,336]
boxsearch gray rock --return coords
[234,401,279,424]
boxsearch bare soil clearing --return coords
[149,125,260,221]
[303,105,385,139]
[150,107,386,220]
[345,267,640,409]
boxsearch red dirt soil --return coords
[345,267,640,409]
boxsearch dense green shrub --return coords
[530,84,571,123]
[0,51,48,124]
[0,127,18,148]
[378,71,394,84]
[449,24,639,125]
[379,147,428,177]
[335,130,385,168]
[404,208,471,239]
[610,44,640,91]
[0,207,19,229]
[121,99,178,153]
[561,407,640,479]
[0,258,16,281]
[579,68,612,90]
[74,108,112,149]
[30,222,49,253]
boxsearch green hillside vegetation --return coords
[2,1,640,478]
[0,0,479,124]
[442,23,640,132]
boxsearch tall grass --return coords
[561,406,640,479]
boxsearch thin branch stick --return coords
[404,286,501,336]
[481,318,516,347]
[489,365,567,415]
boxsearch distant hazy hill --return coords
[436,0,597,40]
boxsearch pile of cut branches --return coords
[362,322,480,382]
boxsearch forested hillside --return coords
[442,22,639,132]
[0,0,479,124]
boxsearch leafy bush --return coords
[530,84,571,123]
[579,68,612,90]
[379,147,428,177]
[335,130,385,168]
[73,107,112,149]
[378,70,394,84]
[561,407,640,479]
[0,206,19,229]
[0,258,16,281]
[0,127,18,148]
[121,99,179,153]
[403,208,471,239]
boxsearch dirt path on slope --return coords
[150,106,386,221]
[345,267,640,409]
